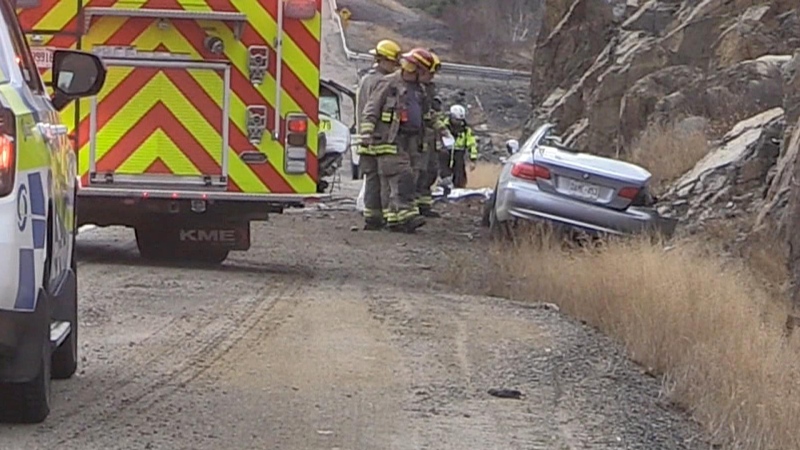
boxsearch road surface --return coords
[0,207,706,449]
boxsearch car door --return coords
[0,0,73,292]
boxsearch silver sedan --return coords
[483,124,677,240]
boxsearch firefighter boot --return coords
[364,218,385,231]
[401,215,427,233]
[419,204,441,218]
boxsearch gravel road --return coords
[0,204,708,449]
[0,3,708,448]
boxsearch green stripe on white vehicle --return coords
[0,83,52,313]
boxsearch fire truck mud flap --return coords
[135,221,250,264]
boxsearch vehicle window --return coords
[319,94,340,120]
[0,0,44,93]
[519,131,539,154]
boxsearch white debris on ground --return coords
[352,182,493,212]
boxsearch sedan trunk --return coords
[532,145,652,211]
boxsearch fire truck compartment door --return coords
[87,58,231,190]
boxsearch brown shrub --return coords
[485,228,800,449]
[628,121,710,191]
[466,161,503,189]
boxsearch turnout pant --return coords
[414,135,439,211]
[440,149,468,188]
[359,154,383,224]
[410,146,429,209]
[378,132,420,227]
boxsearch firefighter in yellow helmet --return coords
[357,39,402,230]
[359,48,438,233]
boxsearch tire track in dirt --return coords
[0,228,311,448]
[43,281,299,446]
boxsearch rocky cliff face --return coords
[528,0,800,243]
[529,0,799,154]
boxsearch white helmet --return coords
[449,104,466,121]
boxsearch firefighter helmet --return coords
[369,39,402,62]
[399,48,436,73]
[429,49,441,73]
[449,104,467,121]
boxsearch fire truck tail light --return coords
[285,113,308,174]
[287,117,307,133]
[0,108,16,198]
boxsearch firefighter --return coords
[415,51,448,218]
[357,39,402,230]
[442,104,478,188]
[359,48,438,233]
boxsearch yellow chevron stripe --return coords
[134,21,315,191]
[29,0,320,194]
[79,70,271,192]
[32,1,320,138]
[39,0,79,31]
[116,130,201,175]
[72,12,318,136]
[136,22,317,184]
[301,11,322,41]
[205,17,321,148]
[120,25,313,191]
[73,31,297,192]
[234,1,320,103]
[87,68,222,164]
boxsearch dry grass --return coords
[466,161,503,189]
[628,121,711,191]
[485,227,800,449]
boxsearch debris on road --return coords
[488,388,524,400]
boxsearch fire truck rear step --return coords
[49,321,71,348]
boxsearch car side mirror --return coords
[505,139,519,155]
[50,50,107,111]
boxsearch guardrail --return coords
[326,0,531,81]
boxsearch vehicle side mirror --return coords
[50,50,107,111]
[505,139,519,155]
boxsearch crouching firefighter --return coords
[360,48,438,233]
[442,104,478,188]
[357,39,402,230]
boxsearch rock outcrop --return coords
[528,0,800,156]
[658,108,784,233]
[656,52,800,242]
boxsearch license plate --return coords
[564,178,600,200]
[31,47,54,70]
[320,119,332,131]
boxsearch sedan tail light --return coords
[0,108,16,197]
[511,162,550,181]
[617,186,640,200]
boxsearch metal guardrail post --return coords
[326,0,531,81]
